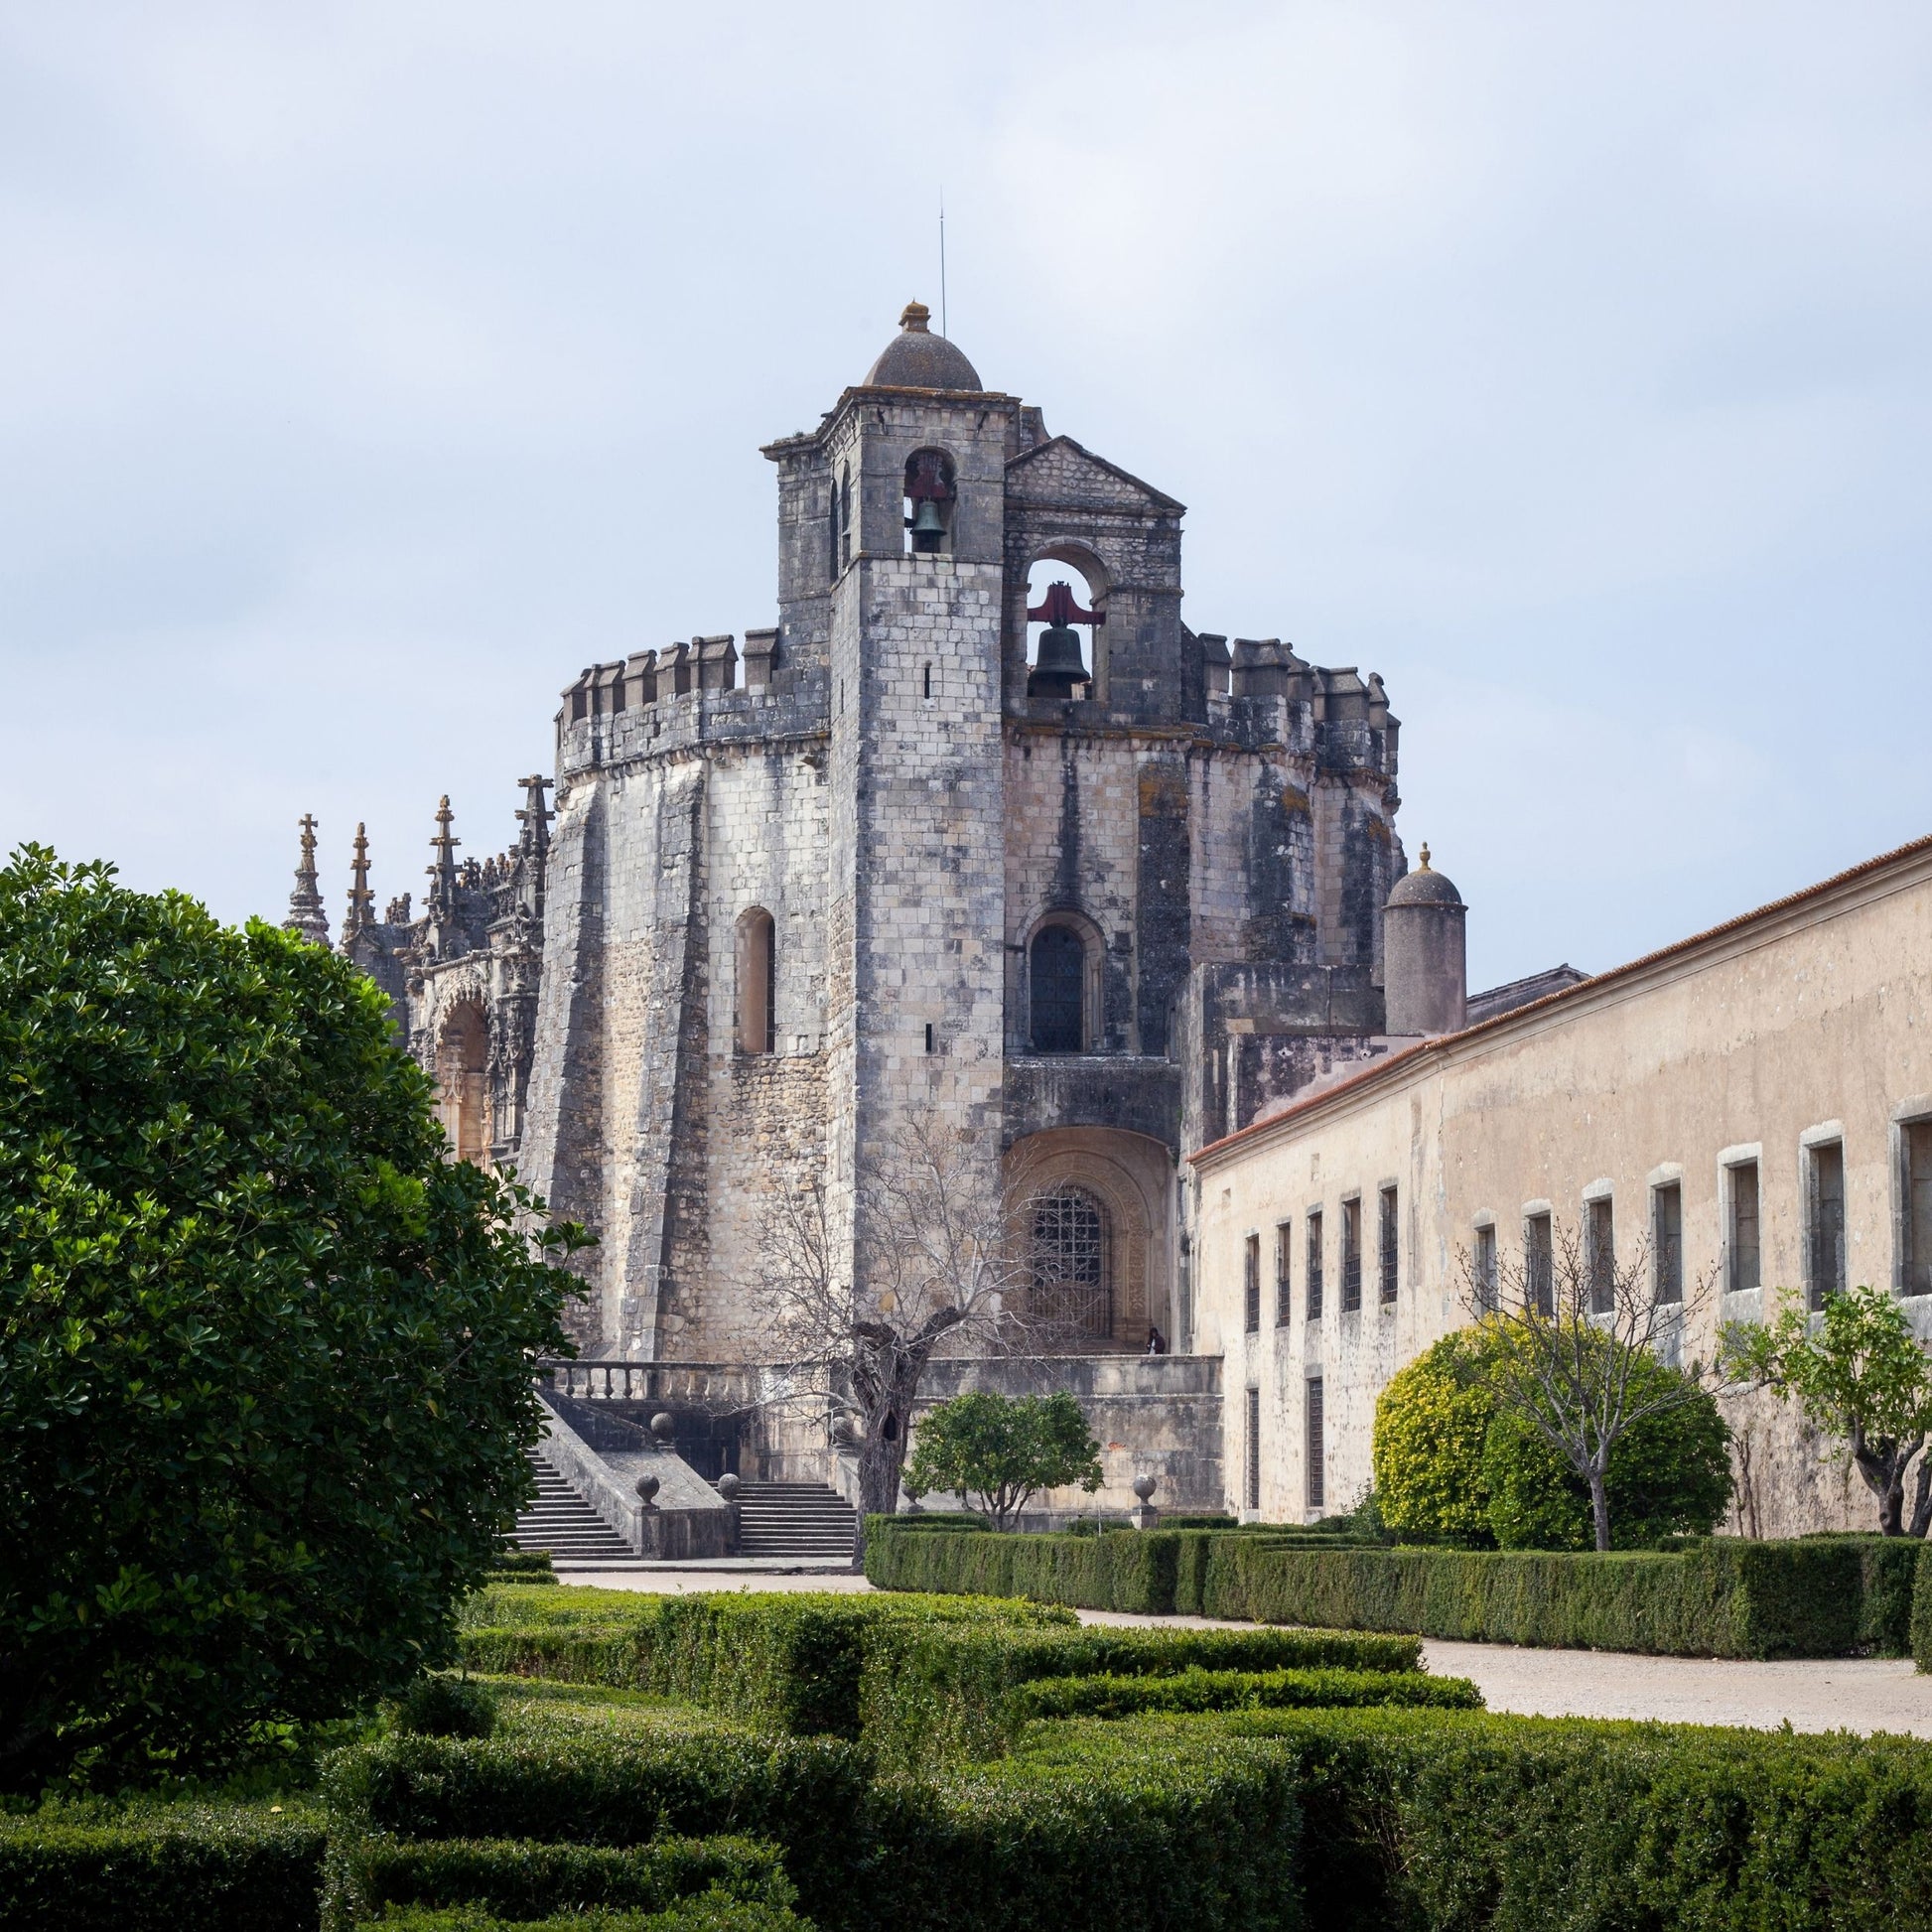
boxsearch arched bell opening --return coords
[902,449,957,556]
[1024,555,1105,700]
[436,1001,489,1167]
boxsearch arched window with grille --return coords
[1029,923,1085,1053]
[736,907,776,1055]
[1031,1186,1111,1337]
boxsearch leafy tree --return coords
[0,848,585,1790]
[1482,1359,1732,1550]
[1371,1331,1501,1544]
[902,1391,1103,1530]
[1375,1322,1729,1550]
[1460,1220,1724,1552]
[1724,1284,1932,1535]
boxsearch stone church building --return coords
[289,303,1462,1398]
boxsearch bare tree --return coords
[755,1117,1046,1562]
[1459,1217,1718,1553]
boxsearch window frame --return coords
[1274,1221,1293,1326]
[1803,1128,1847,1311]
[1892,1103,1932,1299]
[1243,1232,1261,1335]
[1377,1183,1399,1306]
[1339,1194,1362,1313]
[1472,1217,1498,1312]
[1305,1209,1325,1321]
[1305,1375,1325,1513]
[1652,1177,1684,1307]
[1524,1205,1554,1316]
[1586,1191,1615,1315]
[1245,1385,1262,1512]
[1720,1148,1762,1298]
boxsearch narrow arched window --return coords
[1032,1187,1110,1337]
[839,471,853,571]
[1030,925,1085,1053]
[922,663,932,699]
[737,908,776,1055]
[437,1003,489,1166]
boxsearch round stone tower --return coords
[1382,846,1467,1036]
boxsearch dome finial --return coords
[899,301,931,333]
[1418,843,1432,872]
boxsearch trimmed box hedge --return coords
[1186,1703,1932,1931]
[869,1519,1921,1657]
[334,1833,790,1926]
[0,1799,327,1932]
[856,1620,1427,1766]
[371,1902,804,1932]
[457,1587,1073,1736]
[1009,1665,1482,1722]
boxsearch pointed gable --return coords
[1005,434,1185,517]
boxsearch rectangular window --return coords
[1525,1211,1554,1315]
[1587,1196,1615,1314]
[1474,1223,1498,1311]
[1245,1386,1262,1511]
[1275,1222,1292,1325]
[1306,1211,1324,1320]
[1305,1378,1325,1512]
[1378,1185,1399,1304]
[1653,1182,1683,1305]
[1727,1161,1760,1296]
[1809,1139,1846,1310]
[1341,1197,1362,1312]
[1904,1122,1932,1297]
[1243,1233,1261,1335]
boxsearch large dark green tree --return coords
[0,848,584,1789]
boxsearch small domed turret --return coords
[1383,844,1467,1036]
[862,302,984,392]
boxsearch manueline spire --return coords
[515,774,554,862]
[343,821,374,944]
[282,813,330,946]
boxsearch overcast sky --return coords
[3,3,1928,991]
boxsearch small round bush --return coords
[394,1674,497,1738]
[1371,1330,1502,1544]
[1482,1360,1732,1550]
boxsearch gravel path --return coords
[555,1569,1932,1736]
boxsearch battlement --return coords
[1190,633,1398,777]
[559,628,784,728]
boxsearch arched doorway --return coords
[437,1002,489,1166]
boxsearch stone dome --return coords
[862,302,984,391]
[1386,845,1464,908]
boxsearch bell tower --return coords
[803,303,1021,1285]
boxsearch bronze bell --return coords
[1029,621,1089,699]
[907,497,946,552]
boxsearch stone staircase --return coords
[513,1451,634,1563]
[734,1479,858,1562]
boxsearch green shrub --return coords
[487,1552,559,1585]
[457,1588,1072,1738]
[856,1618,1424,1766]
[1916,1540,1932,1672]
[1181,1704,1932,1931]
[1482,1372,1732,1549]
[1010,1665,1482,1720]
[369,1901,805,1932]
[337,1832,788,1926]
[1372,1331,1500,1543]
[0,1799,327,1931]
[863,1723,1301,1932]
[1198,1532,1893,1656]
[396,1676,498,1739]
[0,848,587,1791]
[323,1724,869,1927]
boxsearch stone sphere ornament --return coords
[717,1472,741,1500]
[649,1412,676,1443]
[1132,1474,1159,1503]
[634,1473,661,1505]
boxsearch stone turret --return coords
[1382,845,1466,1037]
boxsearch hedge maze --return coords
[9,1572,1932,1931]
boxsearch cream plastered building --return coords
[1189,832,1932,1534]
